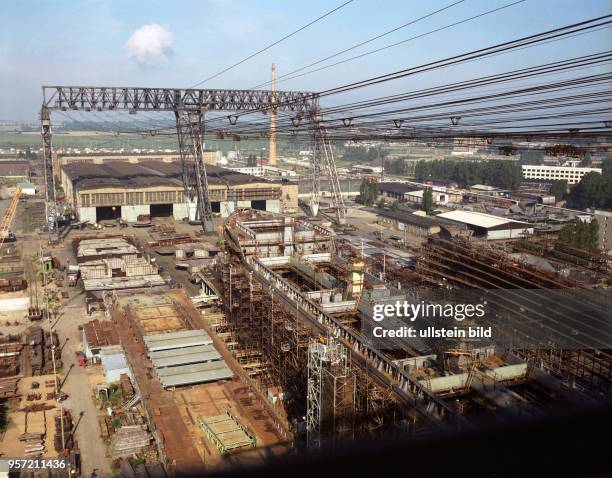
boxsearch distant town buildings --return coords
[229,165,297,178]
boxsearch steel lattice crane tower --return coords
[40,85,345,238]
[307,337,356,449]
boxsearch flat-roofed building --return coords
[378,182,420,201]
[522,165,601,185]
[61,160,287,223]
[378,209,469,239]
[378,210,441,237]
[470,184,504,196]
[404,189,453,205]
[437,210,534,240]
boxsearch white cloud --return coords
[125,23,174,66]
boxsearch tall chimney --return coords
[269,63,277,166]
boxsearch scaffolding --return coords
[306,337,356,449]
[216,255,410,440]
[416,237,612,399]
[199,411,257,455]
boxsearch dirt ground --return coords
[111,289,288,475]
[0,228,113,476]
[54,291,113,477]
[343,205,426,246]
[1,206,286,475]
[0,375,59,458]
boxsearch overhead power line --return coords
[257,0,527,89]
[249,0,467,90]
[188,0,354,88]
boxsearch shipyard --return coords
[0,1,611,477]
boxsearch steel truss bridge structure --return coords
[40,85,346,240]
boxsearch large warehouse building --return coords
[54,151,220,180]
[61,160,296,223]
[436,210,534,240]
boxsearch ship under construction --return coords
[196,209,612,448]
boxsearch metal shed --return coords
[157,360,233,388]
[143,329,213,352]
[149,344,221,368]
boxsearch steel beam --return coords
[42,86,318,113]
[186,111,214,231]
[247,255,467,429]
[40,85,352,231]
[40,104,59,243]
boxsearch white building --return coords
[16,181,36,195]
[100,346,132,383]
[404,189,450,205]
[437,210,534,240]
[229,165,297,178]
[522,165,602,184]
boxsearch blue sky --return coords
[1,0,610,120]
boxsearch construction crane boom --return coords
[0,188,21,251]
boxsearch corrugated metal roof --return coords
[144,329,210,343]
[0,161,29,177]
[150,345,220,368]
[156,360,228,377]
[158,360,233,388]
[379,182,421,195]
[437,210,528,229]
[148,343,216,359]
[101,350,129,372]
[62,160,273,192]
[144,329,212,351]
[84,319,119,348]
[378,210,441,228]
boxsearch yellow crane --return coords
[0,187,21,252]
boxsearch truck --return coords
[67,265,80,287]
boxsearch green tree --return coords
[390,200,399,211]
[567,172,612,209]
[422,187,433,214]
[413,159,522,189]
[549,180,568,202]
[558,219,599,251]
[602,156,612,177]
[359,178,378,206]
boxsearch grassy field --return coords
[0,131,274,152]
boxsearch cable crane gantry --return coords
[40,85,347,241]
